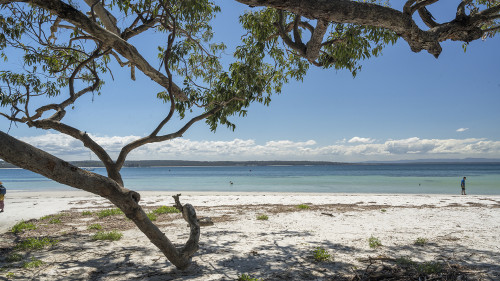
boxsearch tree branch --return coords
[84,0,120,36]
[418,7,439,28]
[305,19,329,62]
[235,0,490,58]
[115,106,222,170]
[24,0,188,101]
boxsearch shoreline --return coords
[2,190,500,233]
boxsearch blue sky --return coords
[1,1,500,162]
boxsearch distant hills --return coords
[362,158,500,164]
[1,158,499,169]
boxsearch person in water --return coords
[461,177,466,195]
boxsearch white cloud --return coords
[456,128,469,132]
[17,133,500,162]
[348,137,375,144]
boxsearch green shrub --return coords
[15,237,58,251]
[92,231,123,241]
[22,257,44,269]
[97,208,124,218]
[256,214,269,220]
[87,223,102,230]
[313,247,332,262]
[82,211,93,216]
[147,212,157,221]
[381,209,387,213]
[152,206,180,214]
[6,253,23,263]
[368,236,382,248]
[414,237,428,246]
[11,221,37,234]
[238,274,263,281]
[297,204,310,209]
[6,272,15,279]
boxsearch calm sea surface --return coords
[1,163,499,195]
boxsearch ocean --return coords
[1,163,499,195]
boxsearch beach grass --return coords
[414,237,428,246]
[396,257,443,275]
[11,221,37,234]
[82,211,93,216]
[312,247,332,262]
[40,213,67,221]
[147,212,157,221]
[15,237,58,251]
[22,257,44,269]
[87,223,102,230]
[92,231,123,241]
[6,253,23,263]
[97,208,124,218]
[368,236,382,248]
[256,214,269,220]
[49,218,61,224]
[297,204,310,209]
[238,274,263,281]
[152,206,180,214]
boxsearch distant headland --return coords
[1,159,498,168]
[0,160,348,169]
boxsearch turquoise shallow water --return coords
[1,163,499,195]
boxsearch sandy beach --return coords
[1,191,500,280]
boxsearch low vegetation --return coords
[147,212,157,221]
[15,237,58,251]
[396,257,444,275]
[312,247,332,262]
[49,218,61,224]
[87,223,102,230]
[6,253,23,263]
[22,257,44,269]
[82,211,93,216]
[92,231,123,241]
[256,214,269,220]
[11,221,37,234]
[368,236,382,248]
[238,274,263,281]
[297,204,310,210]
[97,208,124,218]
[414,237,428,246]
[152,206,180,214]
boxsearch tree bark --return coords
[0,130,198,269]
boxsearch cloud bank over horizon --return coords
[15,133,500,162]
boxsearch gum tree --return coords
[0,0,498,269]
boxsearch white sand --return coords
[1,191,500,280]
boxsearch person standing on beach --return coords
[461,177,466,195]
[0,181,6,212]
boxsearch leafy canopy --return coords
[0,0,400,134]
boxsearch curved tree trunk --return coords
[0,130,199,269]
